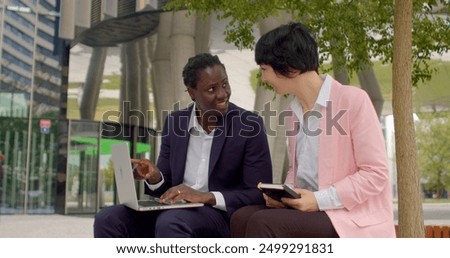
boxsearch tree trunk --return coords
[79,47,107,120]
[256,12,293,183]
[392,0,424,238]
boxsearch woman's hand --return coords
[282,188,320,212]
[263,193,287,208]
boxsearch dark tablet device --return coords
[257,182,300,201]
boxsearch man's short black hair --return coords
[255,22,319,77]
[182,53,226,88]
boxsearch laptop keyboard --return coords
[138,199,165,207]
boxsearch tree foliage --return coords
[417,113,450,198]
[165,0,450,86]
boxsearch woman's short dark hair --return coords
[255,22,319,77]
[182,53,226,88]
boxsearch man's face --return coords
[188,64,231,118]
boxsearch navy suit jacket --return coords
[145,102,272,217]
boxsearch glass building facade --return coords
[0,0,157,215]
[0,0,62,214]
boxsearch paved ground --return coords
[0,214,94,238]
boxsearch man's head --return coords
[182,53,231,117]
[255,22,319,77]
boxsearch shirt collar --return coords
[188,103,199,131]
[316,74,332,107]
[188,103,214,135]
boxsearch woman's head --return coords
[255,22,319,77]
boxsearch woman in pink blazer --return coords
[231,22,396,238]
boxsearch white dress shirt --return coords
[290,74,344,210]
[146,104,226,211]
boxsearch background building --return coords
[0,0,62,214]
[0,0,61,117]
[0,0,161,215]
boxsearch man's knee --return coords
[155,210,194,237]
[95,206,122,224]
[93,205,129,237]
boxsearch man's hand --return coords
[159,184,216,206]
[130,159,162,184]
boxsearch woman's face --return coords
[188,64,231,118]
[259,64,290,95]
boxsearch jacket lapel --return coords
[208,108,229,175]
[172,106,192,184]
[318,80,339,188]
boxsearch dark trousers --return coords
[94,204,230,238]
[230,205,339,238]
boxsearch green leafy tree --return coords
[417,113,450,198]
[165,0,449,86]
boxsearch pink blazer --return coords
[284,79,396,238]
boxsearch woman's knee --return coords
[231,205,267,237]
[231,205,266,223]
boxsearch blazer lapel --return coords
[208,111,227,176]
[318,80,339,188]
[172,107,192,184]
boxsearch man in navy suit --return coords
[94,53,272,237]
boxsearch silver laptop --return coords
[111,142,204,211]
